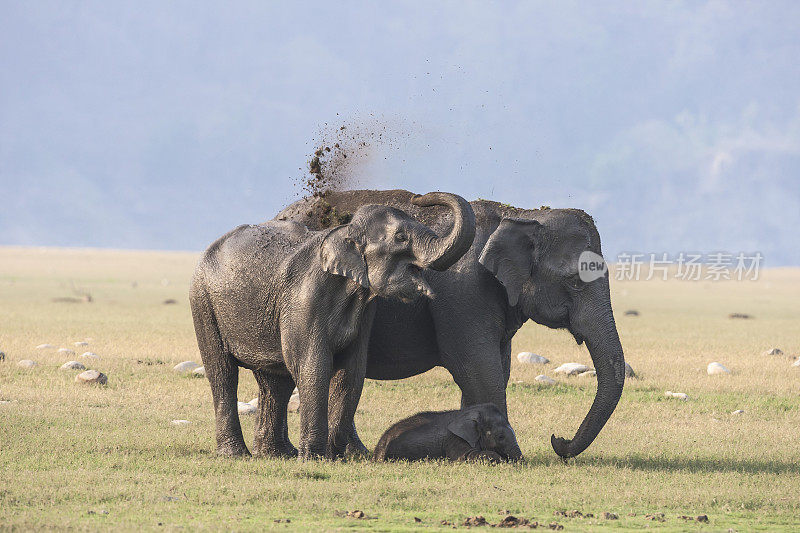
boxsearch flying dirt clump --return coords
[295,116,411,199]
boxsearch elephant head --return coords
[321,192,476,302]
[448,403,523,461]
[478,209,625,459]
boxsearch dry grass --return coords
[1,246,799,531]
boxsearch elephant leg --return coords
[192,295,249,457]
[444,350,509,418]
[252,370,297,458]
[327,306,373,458]
[294,350,333,460]
[327,362,369,459]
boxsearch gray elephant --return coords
[276,189,625,459]
[190,192,475,459]
[373,403,522,462]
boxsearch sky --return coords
[1,1,799,265]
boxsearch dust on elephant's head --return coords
[321,192,476,303]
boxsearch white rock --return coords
[74,341,89,347]
[793,358,800,367]
[192,366,206,377]
[238,401,257,415]
[287,393,301,412]
[731,410,745,415]
[60,361,86,370]
[80,352,99,359]
[517,352,549,365]
[579,370,597,378]
[17,359,37,368]
[248,398,258,407]
[57,348,76,356]
[624,361,635,378]
[171,419,191,426]
[173,361,201,374]
[36,344,55,350]
[707,362,731,375]
[534,375,556,385]
[764,348,783,356]
[75,369,107,385]
[553,363,590,376]
[665,391,689,401]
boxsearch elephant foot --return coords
[216,443,251,458]
[345,436,369,458]
[327,430,369,460]
[253,440,298,459]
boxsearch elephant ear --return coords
[447,410,481,449]
[320,225,369,288]
[478,218,542,306]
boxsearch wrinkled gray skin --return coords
[276,190,625,459]
[373,403,522,463]
[190,192,475,460]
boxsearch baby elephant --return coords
[374,403,522,462]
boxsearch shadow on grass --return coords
[522,453,800,475]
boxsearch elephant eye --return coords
[566,274,585,291]
[498,433,505,440]
[394,232,408,243]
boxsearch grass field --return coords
[1,246,799,531]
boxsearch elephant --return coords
[190,192,475,459]
[373,403,522,462]
[275,189,626,459]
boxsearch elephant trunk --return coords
[551,285,625,459]
[410,192,476,271]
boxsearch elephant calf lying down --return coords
[373,404,522,462]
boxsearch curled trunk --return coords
[410,192,476,271]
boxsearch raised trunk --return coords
[410,192,476,271]
[551,292,625,459]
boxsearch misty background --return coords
[1,1,799,265]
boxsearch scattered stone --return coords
[17,359,37,368]
[548,523,563,530]
[602,512,618,520]
[793,358,800,367]
[347,510,365,519]
[645,513,665,522]
[0,351,5,362]
[624,309,639,316]
[192,366,206,377]
[707,362,731,375]
[58,348,76,356]
[238,401,257,415]
[60,361,86,370]
[36,344,55,350]
[440,520,453,526]
[413,517,422,523]
[732,410,745,415]
[462,516,487,526]
[578,370,596,378]
[535,375,556,385]
[624,361,636,377]
[273,518,291,523]
[75,369,107,385]
[163,299,177,305]
[171,419,191,426]
[696,514,709,523]
[81,352,99,359]
[665,391,689,401]
[74,341,89,347]
[173,361,201,374]
[764,348,783,356]
[248,398,258,407]
[728,313,752,319]
[553,363,590,376]
[517,352,549,364]
[287,392,301,412]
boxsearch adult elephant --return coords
[191,192,475,459]
[276,190,626,459]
